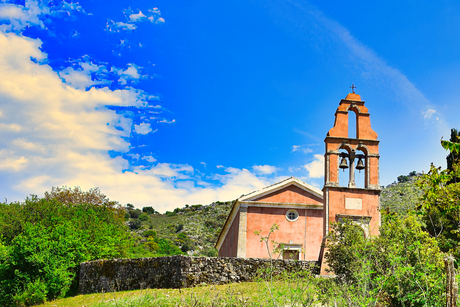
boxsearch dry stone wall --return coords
[79,255,318,294]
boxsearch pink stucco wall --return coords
[253,185,322,204]
[245,207,323,261]
[218,210,240,257]
[327,188,380,236]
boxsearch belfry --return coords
[322,91,380,240]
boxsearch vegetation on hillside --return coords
[124,201,233,258]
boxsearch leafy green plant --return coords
[325,213,445,306]
[0,190,131,306]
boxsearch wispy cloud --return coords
[252,165,278,175]
[291,144,314,154]
[106,7,165,32]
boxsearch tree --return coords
[0,194,132,306]
[325,214,445,306]
[443,128,460,183]
[142,206,156,214]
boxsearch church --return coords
[215,91,381,270]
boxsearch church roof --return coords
[238,176,323,201]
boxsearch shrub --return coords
[12,278,47,307]
[142,230,157,238]
[142,206,156,214]
[165,211,177,217]
[129,209,142,219]
[325,213,445,306]
[129,219,142,230]
[138,214,149,221]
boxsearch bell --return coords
[356,158,365,171]
[339,157,348,170]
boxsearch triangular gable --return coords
[239,177,323,204]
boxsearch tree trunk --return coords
[445,254,458,307]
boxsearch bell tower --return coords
[322,91,381,240]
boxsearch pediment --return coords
[239,177,323,204]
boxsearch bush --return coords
[129,209,142,219]
[12,278,47,307]
[142,206,155,214]
[138,214,149,221]
[325,213,445,306]
[142,230,157,238]
[129,219,142,230]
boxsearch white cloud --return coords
[0,2,46,31]
[134,123,152,134]
[129,10,147,22]
[304,154,324,178]
[252,164,278,175]
[155,17,165,24]
[106,19,137,32]
[157,119,175,124]
[291,144,313,154]
[423,108,436,119]
[141,156,157,163]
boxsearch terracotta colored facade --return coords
[216,178,324,261]
[216,92,380,273]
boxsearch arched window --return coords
[355,149,366,189]
[348,110,357,139]
[339,149,350,187]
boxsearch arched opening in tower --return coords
[355,149,366,189]
[338,148,350,187]
[348,110,357,139]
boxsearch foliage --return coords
[12,278,47,307]
[129,209,142,219]
[129,219,142,230]
[138,214,149,221]
[142,206,156,214]
[126,201,233,258]
[0,190,131,306]
[325,213,445,306]
[397,170,418,183]
[416,162,460,257]
[443,128,460,183]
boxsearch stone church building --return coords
[215,92,381,269]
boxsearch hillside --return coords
[380,171,422,215]
[125,201,233,257]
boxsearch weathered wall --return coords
[79,255,318,294]
[218,209,240,257]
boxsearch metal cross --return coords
[350,84,357,93]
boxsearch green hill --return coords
[125,201,233,258]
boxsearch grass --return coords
[36,275,321,307]
[36,282,261,307]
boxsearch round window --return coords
[285,209,299,222]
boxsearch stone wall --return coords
[79,256,318,294]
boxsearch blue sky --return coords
[0,0,458,211]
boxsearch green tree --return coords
[444,128,460,183]
[0,191,132,306]
[325,213,445,306]
[142,206,156,214]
